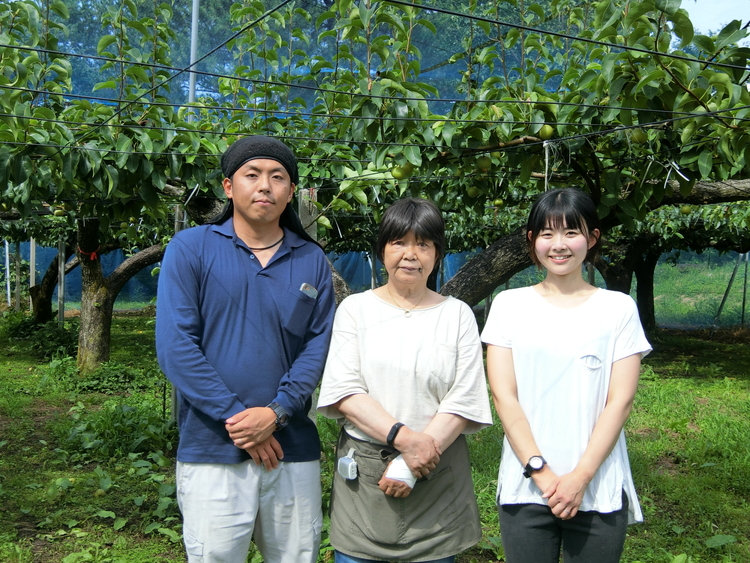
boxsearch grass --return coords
[1,252,750,562]
[652,252,749,328]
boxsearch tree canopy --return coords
[2,0,750,366]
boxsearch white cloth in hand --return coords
[385,454,417,488]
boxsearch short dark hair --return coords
[526,188,601,266]
[376,198,445,276]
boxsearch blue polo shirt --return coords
[156,218,335,463]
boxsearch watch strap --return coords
[266,402,289,430]
[523,455,547,478]
[386,422,405,447]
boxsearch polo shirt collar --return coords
[210,216,306,249]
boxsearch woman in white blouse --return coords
[318,198,492,563]
[482,188,651,563]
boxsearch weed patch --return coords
[2,307,749,562]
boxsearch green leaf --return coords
[350,187,367,205]
[115,135,132,168]
[709,73,733,95]
[92,80,117,92]
[600,53,619,83]
[113,517,127,531]
[51,0,69,18]
[654,0,680,16]
[442,121,457,147]
[680,122,696,144]
[698,150,713,179]
[624,0,654,28]
[96,35,118,55]
[127,20,149,36]
[158,527,182,543]
[705,534,736,548]
[715,20,744,51]
[140,181,160,208]
[404,144,421,167]
[669,10,694,47]
[85,143,103,175]
[95,510,115,519]
[692,34,715,54]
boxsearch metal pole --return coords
[4,240,10,307]
[57,237,65,329]
[29,237,36,311]
[188,0,199,107]
[711,252,743,335]
[14,241,20,311]
[742,253,748,327]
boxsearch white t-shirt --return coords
[481,286,651,524]
[318,291,493,441]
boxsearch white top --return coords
[318,291,493,441]
[481,287,652,524]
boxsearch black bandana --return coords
[220,135,299,184]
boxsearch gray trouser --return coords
[499,490,629,563]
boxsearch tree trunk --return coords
[330,260,351,305]
[76,217,166,373]
[596,254,634,294]
[77,218,112,373]
[30,247,80,324]
[439,229,531,306]
[634,249,661,334]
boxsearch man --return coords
[156,135,335,563]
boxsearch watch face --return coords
[530,456,544,470]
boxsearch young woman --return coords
[481,188,651,563]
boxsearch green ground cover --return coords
[1,254,749,562]
[652,251,749,328]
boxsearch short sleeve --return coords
[480,290,514,348]
[436,301,493,432]
[613,295,652,362]
[317,296,365,419]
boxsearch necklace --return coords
[386,285,428,317]
[247,236,284,251]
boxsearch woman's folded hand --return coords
[393,427,441,477]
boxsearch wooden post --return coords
[4,240,10,308]
[29,237,36,311]
[14,241,20,311]
[57,236,65,329]
[298,188,318,241]
[742,253,748,327]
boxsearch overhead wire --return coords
[0,0,748,211]
[3,102,747,189]
[50,0,295,155]
[5,82,750,135]
[384,0,750,72]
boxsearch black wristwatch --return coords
[523,455,547,478]
[266,402,290,430]
[386,422,405,447]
